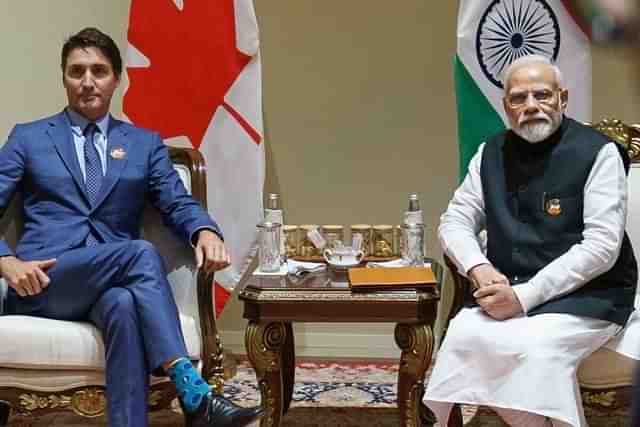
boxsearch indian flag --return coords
[455,0,591,178]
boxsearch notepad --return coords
[348,266,437,291]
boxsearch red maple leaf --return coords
[124,0,252,148]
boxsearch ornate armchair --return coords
[441,119,640,424]
[0,147,224,425]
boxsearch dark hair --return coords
[61,27,122,77]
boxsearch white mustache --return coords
[518,112,551,126]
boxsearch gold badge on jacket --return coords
[110,147,126,160]
[545,198,562,216]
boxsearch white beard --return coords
[513,111,563,143]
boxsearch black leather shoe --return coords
[183,392,263,427]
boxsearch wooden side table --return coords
[239,260,443,427]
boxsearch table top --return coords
[239,258,443,323]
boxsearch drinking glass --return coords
[401,223,424,267]
[257,221,281,272]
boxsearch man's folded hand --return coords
[474,282,523,320]
[0,256,56,297]
[194,230,231,273]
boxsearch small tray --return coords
[291,255,400,263]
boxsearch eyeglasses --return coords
[505,88,561,108]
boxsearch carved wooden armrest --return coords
[588,118,640,163]
[441,254,474,339]
[168,147,224,392]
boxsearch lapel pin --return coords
[545,198,562,216]
[110,147,126,160]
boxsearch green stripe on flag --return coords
[454,56,505,181]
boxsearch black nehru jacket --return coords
[472,117,637,325]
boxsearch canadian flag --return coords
[123,0,265,317]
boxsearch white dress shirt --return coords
[66,108,109,179]
[439,140,628,313]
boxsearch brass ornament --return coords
[148,390,162,407]
[70,388,106,417]
[403,384,423,427]
[628,124,640,161]
[245,322,285,373]
[19,393,72,412]
[589,118,640,162]
[395,324,416,352]
[374,239,394,257]
[545,198,562,216]
[372,225,394,257]
[582,390,617,408]
[170,397,183,414]
[204,332,226,395]
[395,323,433,427]
[19,388,106,417]
[258,379,277,427]
[240,287,437,303]
[245,321,287,427]
[18,387,167,417]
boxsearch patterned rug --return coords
[223,359,628,427]
[225,360,399,409]
[8,359,629,426]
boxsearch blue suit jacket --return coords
[0,111,219,261]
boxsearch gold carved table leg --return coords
[245,321,291,427]
[394,323,434,427]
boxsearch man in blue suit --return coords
[0,27,262,427]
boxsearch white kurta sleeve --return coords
[439,144,490,276]
[513,142,628,313]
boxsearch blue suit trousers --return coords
[6,240,189,427]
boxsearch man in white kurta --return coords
[424,55,637,427]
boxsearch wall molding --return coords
[222,325,401,359]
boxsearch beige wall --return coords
[1,2,639,355]
[0,2,130,135]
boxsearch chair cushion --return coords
[0,368,173,391]
[577,162,640,388]
[0,159,208,375]
[578,346,636,388]
[0,314,201,370]
[598,163,640,359]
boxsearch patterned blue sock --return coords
[167,358,211,412]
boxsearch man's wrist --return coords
[467,262,490,275]
[467,263,490,284]
[0,255,17,276]
[511,283,541,314]
[0,255,17,264]
[190,227,222,246]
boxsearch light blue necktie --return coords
[83,123,102,245]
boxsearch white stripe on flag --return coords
[457,0,591,125]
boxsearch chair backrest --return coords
[591,119,640,305]
[0,195,22,315]
[141,163,202,340]
[0,152,201,322]
[628,161,640,306]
